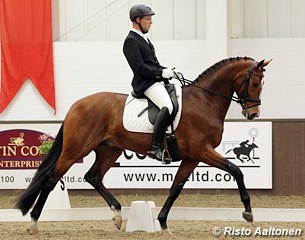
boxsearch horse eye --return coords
[251,82,259,88]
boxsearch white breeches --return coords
[144,82,173,114]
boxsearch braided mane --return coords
[193,56,254,83]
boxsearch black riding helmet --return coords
[129,4,155,22]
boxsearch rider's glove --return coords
[172,70,183,81]
[162,69,174,79]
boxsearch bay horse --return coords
[16,57,271,234]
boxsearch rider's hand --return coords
[162,69,174,79]
[172,70,184,81]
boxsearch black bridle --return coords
[234,62,262,110]
[175,61,263,109]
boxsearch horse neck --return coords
[191,63,237,119]
[196,63,236,97]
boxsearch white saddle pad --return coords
[123,84,182,133]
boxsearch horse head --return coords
[234,59,272,120]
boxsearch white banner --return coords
[0,122,272,189]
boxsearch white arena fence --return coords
[0,186,304,224]
[0,206,304,223]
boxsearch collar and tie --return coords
[130,28,157,61]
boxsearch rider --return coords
[240,140,249,148]
[123,4,178,163]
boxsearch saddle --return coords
[131,83,179,125]
[131,83,180,162]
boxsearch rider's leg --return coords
[144,82,173,114]
[147,107,171,161]
[144,82,173,162]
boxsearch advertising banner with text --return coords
[0,122,272,189]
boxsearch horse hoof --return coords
[112,214,122,230]
[242,211,254,222]
[160,228,173,236]
[27,227,38,235]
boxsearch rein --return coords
[177,76,243,104]
[174,61,262,108]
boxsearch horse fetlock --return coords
[110,205,121,214]
[158,217,168,230]
[27,218,38,235]
[30,210,40,222]
[160,228,173,236]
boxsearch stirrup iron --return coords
[161,149,172,165]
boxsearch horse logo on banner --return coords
[225,140,258,164]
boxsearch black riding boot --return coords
[147,107,172,164]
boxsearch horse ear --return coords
[257,59,272,69]
[263,59,272,67]
[256,60,265,69]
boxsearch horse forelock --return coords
[191,56,255,84]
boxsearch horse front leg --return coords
[224,161,253,221]
[158,160,198,233]
[205,147,253,222]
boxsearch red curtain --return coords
[0,0,55,112]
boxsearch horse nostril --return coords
[250,112,259,119]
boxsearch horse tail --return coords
[225,149,232,154]
[16,124,64,215]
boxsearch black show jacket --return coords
[123,31,166,96]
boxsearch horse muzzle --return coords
[242,107,260,120]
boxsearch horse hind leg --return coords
[84,143,123,230]
[27,183,61,234]
[158,160,198,233]
[28,152,81,234]
[27,187,51,234]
